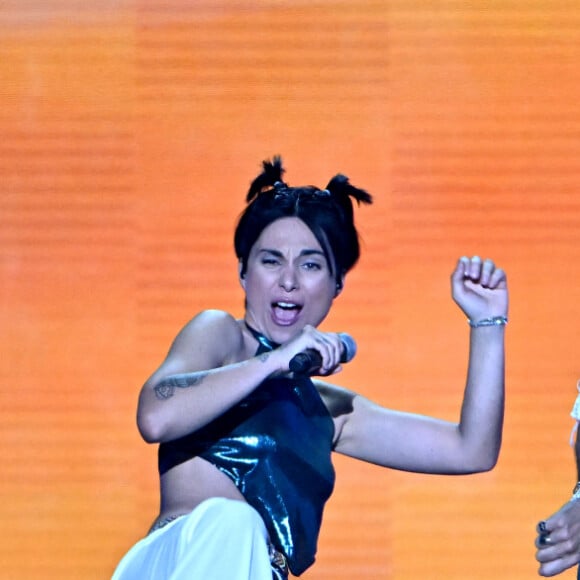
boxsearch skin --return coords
[137,216,508,533]
[535,433,580,576]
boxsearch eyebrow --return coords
[258,248,326,259]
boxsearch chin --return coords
[269,323,302,344]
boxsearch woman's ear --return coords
[334,274,345,298]
[238,260,246,289]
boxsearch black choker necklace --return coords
[244,321,280,353]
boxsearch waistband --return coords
[148,513,185,534]
[149,512,289,578]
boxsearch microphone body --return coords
[289,333,357,375]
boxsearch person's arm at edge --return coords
[535,415,580,576]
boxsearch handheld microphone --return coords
[289,333,357,375]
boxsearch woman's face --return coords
[241,217,339,344]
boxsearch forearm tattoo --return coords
[154,372,208,400]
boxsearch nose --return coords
[279,266,298,292]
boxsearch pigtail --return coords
[325,174,373,206]
[246,156,286,202]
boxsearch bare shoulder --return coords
[177,310,241,342]
[161,309,245,371]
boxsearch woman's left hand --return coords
[451,256,508,323]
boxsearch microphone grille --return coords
[338,333,357,363]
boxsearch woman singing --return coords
[112,157,509,579]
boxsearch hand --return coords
[451,256,508,323]
[279,325,345,376]
[536,500,580,576]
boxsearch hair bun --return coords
[246,156,285,202]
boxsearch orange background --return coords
[2,1,580,579]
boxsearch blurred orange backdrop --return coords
[1,1,580,579]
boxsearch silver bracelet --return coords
[468,315,508,328]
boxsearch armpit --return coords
[315,381,355,419]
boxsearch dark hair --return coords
[234,156,373,285]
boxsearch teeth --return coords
[276,302,298,309]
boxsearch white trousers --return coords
[111,497,274,580]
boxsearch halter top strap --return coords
[244,321,281,355]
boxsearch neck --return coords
[244,321,280,352]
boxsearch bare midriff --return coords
[148,456,245,534]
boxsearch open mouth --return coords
[272,301,302,325]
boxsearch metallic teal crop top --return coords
[158,334,336,576]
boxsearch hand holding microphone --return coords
[289,333,357,375]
